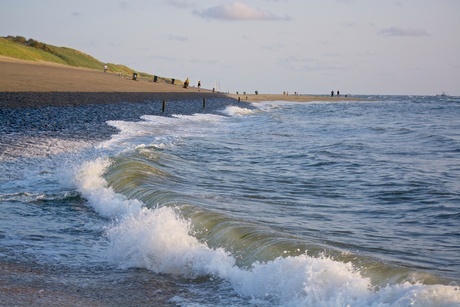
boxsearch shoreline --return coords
[226,93,359,103]
[1,57,361,108]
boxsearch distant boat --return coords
[437,91,448,97]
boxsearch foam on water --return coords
[99,112,229,152]
[221,105,256,117]
[0,135,94,162]
[73,156,460,306]
[75,158,144,219]
[0,135,98,197]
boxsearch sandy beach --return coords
[0,56,358,108]
[0,56,231,108]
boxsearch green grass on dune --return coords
[46,45,104,70]
[0,37,67,64]
[0,35,179,84]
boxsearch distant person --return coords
[104,64,107,73]
[337,90,340,97]
[331,90,334,97]
[184,78,190,88]
[197,81,201,91]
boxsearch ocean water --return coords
[1,96,459,306]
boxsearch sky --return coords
[1,0,459,96]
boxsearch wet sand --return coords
[0,261,177,306]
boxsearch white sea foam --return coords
[106,206,235,276]
[100,113,227,151]
[222,105,255,117]
[75,158,143,219]
[74,156,460,306]
[170,113,226,123]
[0,135,93,161]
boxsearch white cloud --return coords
[193,1,290,21]
[378,27,429,37]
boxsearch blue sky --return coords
[1,0,459,95]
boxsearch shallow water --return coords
[1,96,459,306]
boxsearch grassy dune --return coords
[0,37,67,63]
[0,36,175,83]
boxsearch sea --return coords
[0,95,459,306]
